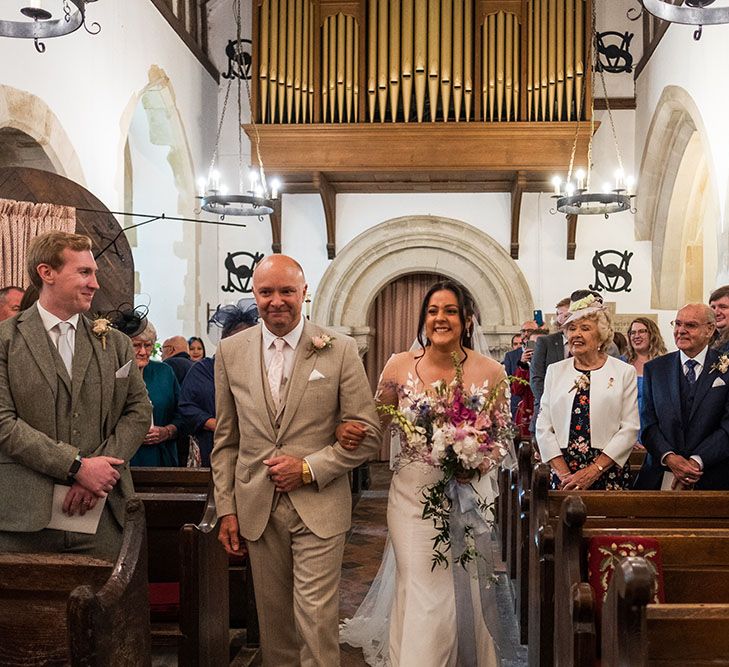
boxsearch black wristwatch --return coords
[68,454,83,479]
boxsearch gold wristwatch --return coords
[301,460,313,485]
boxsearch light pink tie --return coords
[268,338,286,408]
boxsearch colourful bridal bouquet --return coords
[379,354,514,570]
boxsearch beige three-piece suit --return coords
[212,319,381,666]
[0,304,151,560]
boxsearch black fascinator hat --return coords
[106,303,150,339]
[209,298,259,341]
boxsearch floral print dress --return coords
[549,369,631,490]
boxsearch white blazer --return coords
[536,355,639,468]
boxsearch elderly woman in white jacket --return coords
[536,295,639,490]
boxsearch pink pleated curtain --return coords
[0,198,76,288]
[365,272,444,459]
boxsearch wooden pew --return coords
[554,494,729,666]
[0,499,151,666]
[601,557,729,666]
[496,464,510,562]
[527,463,729,667]
[132,467,259,646]
[515,440,535,643]
[137,489,230,666]
[132,466,211,494]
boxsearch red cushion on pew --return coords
[148,582,180,614]
[587,535,665,623]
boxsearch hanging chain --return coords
[566,1,592,186]
[208,77,234,184]
[237,0,268,196]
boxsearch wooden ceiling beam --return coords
[510,171,527,259]
[313,172,337,259]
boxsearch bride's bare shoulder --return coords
[467,351,506,381]
[381,350,419,379]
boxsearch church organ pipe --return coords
[414,1,427,121]
[428,0,440,122]
[276,0,286,122]
[259,0,270,121]
[254,0,590,124]
[575,0,584,119]
[367,0,377,121]
[566,0,574,122]
[452,0,463,121]
[548,0,556,121]
[378,0,389,121]
[463,0,472,121]
[286,0,295,122]
[401,0,413,122]
[337,14,345,123]
[293,0,302,123]
[346,16,354,122]
[389,0,401,122]
[556,0,564,120]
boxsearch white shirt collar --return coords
[261,316,305,351]
[36,302,80,333]
[680,345,709,369]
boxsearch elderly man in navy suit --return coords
[635,303,729,491]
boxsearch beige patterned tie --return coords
[267,337,286,408]
[56,321,74,379]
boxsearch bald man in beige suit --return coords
[212,255,381,666]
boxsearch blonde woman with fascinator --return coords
[536,294,640,490]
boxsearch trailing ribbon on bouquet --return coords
[446,479,516,665]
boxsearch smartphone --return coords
[533,309,544,327]
[525,340,536,351]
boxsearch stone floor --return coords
[339,463,528,666]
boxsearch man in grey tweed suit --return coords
[0,231,151,561]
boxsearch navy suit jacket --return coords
[634,348,729,490]
[503,347,523,418]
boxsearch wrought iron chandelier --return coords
[0,0,100,53]
[197,0,280,219]
[642,0,729,41]
[551,0,636,219]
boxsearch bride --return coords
[339,281,512,666]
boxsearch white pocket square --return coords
[115,360,132,379]
[712,377,726,388]
[308,369,326,381]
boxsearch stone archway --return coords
[0,85,85,184]
[312,216,534,354]
[636,85,719,309]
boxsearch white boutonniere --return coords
[306,334,334,357]
[91,316,112,350]
[569,373,591,393]
[711,354,729,375]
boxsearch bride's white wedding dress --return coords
[341,432,506,667]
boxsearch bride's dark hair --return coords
[415,280,474,353]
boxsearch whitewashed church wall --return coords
[635,22,729,287]
[0,0,218,341]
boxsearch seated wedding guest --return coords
[0,286,24,321]
[512,328,549,440]
[626,317,667,416]
[161,335,194,385]
[635,304,729,491]
[178,300,258,467]
[111,309,183,467]
[536,294,639,490]
[710,285,729,353]
[188,335,206,361]
[503,318,538,418]
[613,331,629,358]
